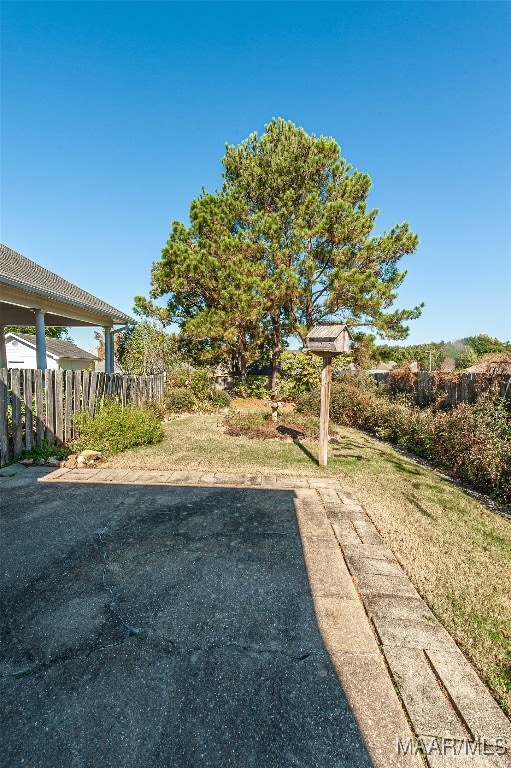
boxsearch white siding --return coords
[6,339,58,369]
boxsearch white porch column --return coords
[34,310,47,370]
[0,327,6,368]
[104,326,114,373]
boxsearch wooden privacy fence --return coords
[0,368,166,467]
[372,371,511,407]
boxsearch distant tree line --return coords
[376,335,510,371]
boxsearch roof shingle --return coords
[0,243,133,324]
[6,332,97,361]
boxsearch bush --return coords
[72,401,163,456]
[164,382,231,413]
[278,352,323,400]
[209,389,231,408]
[295,389,321,416]
[297,375,511,503]
[231,376,269,399]
[164,387,196,413]
[21,440,69,463]
[189,368,214,403]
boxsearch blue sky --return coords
[2,1,510,352]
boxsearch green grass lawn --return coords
[104,412,511,714]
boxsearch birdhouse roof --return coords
[306,324,352,340]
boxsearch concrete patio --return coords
[1,467,509,767]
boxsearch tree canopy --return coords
[6,326,71,340]
[136,118,422,389]
[116,321,179,375]
[377,335,510,371]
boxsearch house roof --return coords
[6,332,97,361]
[466,354,511,374]
[0,243,133,325]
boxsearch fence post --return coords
[55,370,64,443]
[11,368,23,459]
[0,368,9,466]
[34,369,44,445]
[23,369,34,451]
[88,372,97,417]
[64,370,73,442]
[46,370,55,446]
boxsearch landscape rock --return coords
[37,459,46,466]
[76,455,87,465]
[64,458,78,469]
[46,457,60,467]
[18,459,34,466]
[78,450,102,461]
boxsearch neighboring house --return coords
[367,360,397,374]
[367,360,419,374]
[466,354,511,375]
[94,358,125,374]
[5,332,97,371]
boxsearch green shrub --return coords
[278,352,323,400]
[209,389,231,408]
[231,376,269,399]
[72,401,163,455]
[164,387,196,413]
[295,389,321,416]
[21,440,69,463]
[189,368,214,403]
[298,375,511,503]
[165,382,231,413]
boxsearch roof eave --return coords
[0,280,133,326]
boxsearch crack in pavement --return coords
[95,527,147,637]
[3,632,315,682]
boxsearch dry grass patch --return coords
[328,432,511,714]
[224,411,321,441]
[104,412,511,713]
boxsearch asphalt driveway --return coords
[0,471,372,768]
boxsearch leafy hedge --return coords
[296,377,511,503]
[72,402,164,455]
[164,368,231,413]
[231,376,269,400]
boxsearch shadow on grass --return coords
[293,440,319,466]
[273,426,320,466]
[403,493,436,520]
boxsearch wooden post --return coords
[319,356,332,467]
[0,368,9,466]
[64,370,73,442]
[34,369,44,445]
[45,370,55,447]
[11,368,23,459]
[54,370,63,443]
[23,369,34,451]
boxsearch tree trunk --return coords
[239,349,248,385]
[269,315,281,395]
[238,333,248,388]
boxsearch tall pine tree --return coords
[138,119,422,390]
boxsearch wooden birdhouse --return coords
[304,323,352,467]
[305,324,352,357]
